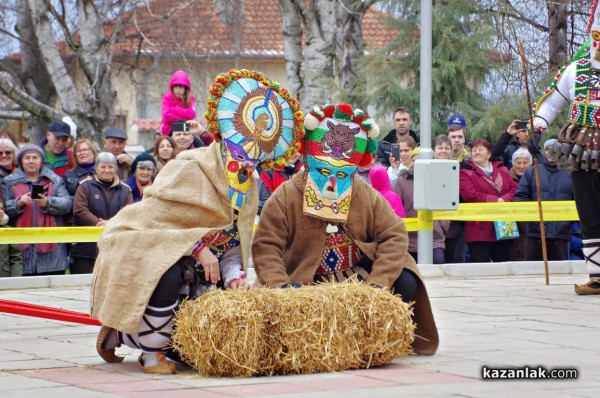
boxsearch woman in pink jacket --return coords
[369,164,406,218]
[459,139,518,263]
[160,70,196,136]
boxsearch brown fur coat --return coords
[252,173,439,355]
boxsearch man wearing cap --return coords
[532,2,600,294]
[375,107,420,168]
[102,127,133,181]
[514,139,573,261]
[444,114,470,264]
[446,114,471,162]
[491,120,542,169]
[40,120,74,177]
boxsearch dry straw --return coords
[172,280,415,377]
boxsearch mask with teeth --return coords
[301,104,378,222]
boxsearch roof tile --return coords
[112,0,395,57]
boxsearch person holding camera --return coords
[1,144,72,275]
[170,120,214,153]
[491,119,542,169]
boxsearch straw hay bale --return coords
[172,280,414,377]
[171,290,272,377]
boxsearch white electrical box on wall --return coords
[413,159,460,210]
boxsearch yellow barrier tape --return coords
[0,227,103,244]
[0,201,579,242]
[404,218,418,232]
[433,201,579,222]
[400,201,579,232]
[419,210,434,231]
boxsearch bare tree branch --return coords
[0,71,62,120]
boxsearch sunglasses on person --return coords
[0,151,13,156]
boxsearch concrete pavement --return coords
[0,263,597,397]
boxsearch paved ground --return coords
[0,269,597,397]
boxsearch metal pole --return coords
[417,0,433,264]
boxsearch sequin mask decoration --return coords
[301,104,378,222]
[205,69,304,210]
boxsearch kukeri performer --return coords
[92,69,304,374]
[252,104,439,355]
[532,1,600,295]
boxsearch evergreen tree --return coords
[347,0,496,138]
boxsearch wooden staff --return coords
[518,38,550,285]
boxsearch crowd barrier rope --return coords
[0,201,580,243]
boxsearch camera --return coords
[172,121,190,132]
[515,121,529,131]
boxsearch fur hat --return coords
[17,144,45,166]
[302,104,378,168]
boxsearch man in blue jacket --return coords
[514,139,574,261]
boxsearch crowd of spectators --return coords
[0,103,581,276]
[381,108,576,264]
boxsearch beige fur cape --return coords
[90,142,258,333]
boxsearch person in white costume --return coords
[533,0,600,295]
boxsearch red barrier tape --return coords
[0,299,101,326]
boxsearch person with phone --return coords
[1,144,72,276]
[490,119,542,169]
[386,137,417,187]
[391,143,400,161]
[375,107,420,168]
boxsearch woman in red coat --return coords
[459,139,518,262]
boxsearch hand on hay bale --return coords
[171,280,415,377]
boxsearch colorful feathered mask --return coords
[205,69,304,210]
